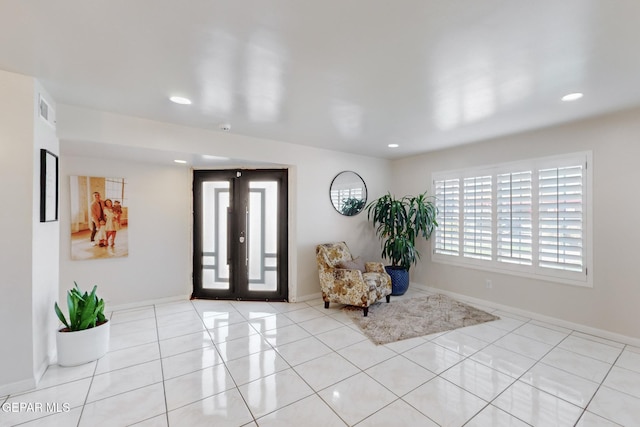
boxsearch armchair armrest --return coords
[365,262,386,274]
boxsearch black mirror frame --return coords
[329,171,368,216]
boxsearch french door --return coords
[193,169,288,301]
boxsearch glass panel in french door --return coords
[248,180,279,292]
[201,181,230,290]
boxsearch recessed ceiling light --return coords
[388,144,399,148]
[561,93,583,102]
[174,159,187,164]
[202,155,231,161]
[169,96,192,105]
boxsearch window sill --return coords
[432,256,592,288]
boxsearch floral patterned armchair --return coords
[316,242,392,316]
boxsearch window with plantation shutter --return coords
[497,171,532,265]
[434,178,460,256]
[463,176,492,260]
[538,165,584,272]
[432,152,591,287]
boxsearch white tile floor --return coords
[3,287,640,426]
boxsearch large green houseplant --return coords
[366,192,438,295]
[54,282,110,366]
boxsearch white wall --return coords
[57,105,391,304]
[31,82,60,381]
[59,157,192,307]
[392,107,640,339]
[0,70,59,395]
[292,152,388,299]
[0,70,35,394]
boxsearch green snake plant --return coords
[54,282,106,331]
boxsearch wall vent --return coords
[38,94,56,128]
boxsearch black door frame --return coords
[192,169,288,301]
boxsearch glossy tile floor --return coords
[3,287,640,426]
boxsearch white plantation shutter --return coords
[538,165,584,272]
[497,171,532,265]
[434,178,460,256]
[463,175,492,260]
[432,152,590,286]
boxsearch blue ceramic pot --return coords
[384,266,409,296]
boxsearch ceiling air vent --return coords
[38,94,56,128]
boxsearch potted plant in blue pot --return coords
[366,192,438,295]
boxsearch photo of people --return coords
[70,176,128,260]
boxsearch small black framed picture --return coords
[40,149,58,222]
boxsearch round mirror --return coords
[329,171,367,216]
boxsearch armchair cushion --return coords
[337,257,366,272]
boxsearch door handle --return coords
[227,207,232,266]
[244,204,249,266]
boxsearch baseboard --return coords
[107,294,191,313]
[412,282,640,348]
[33,355,51,386]
[2,347,57,396]
[0,377,36,397]
[292,292,321,303]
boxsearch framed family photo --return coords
[69,175,129,260]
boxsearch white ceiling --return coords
[2,1,640,160]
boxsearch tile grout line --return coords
[318,301,472,425]
[252,301,350,425]
[146,301,241,422]
[487,323,596,425]
[48,316,119,427]
[135,299,630,426]
[317,301,510,425]
[74,344,100,427]
[75,306,171,425]
[152,303,171,427]
[431,323,528,427]
[358,359,438,426]
[576,344,630,426]
[502,324,570,426]
[28,296,637,427]
[289,306,385,427]
[325,346,398,424]
[428,317,560,426]
[249,301,371,425]
[198,300,260,425]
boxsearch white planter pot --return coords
[56,320,110,367]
